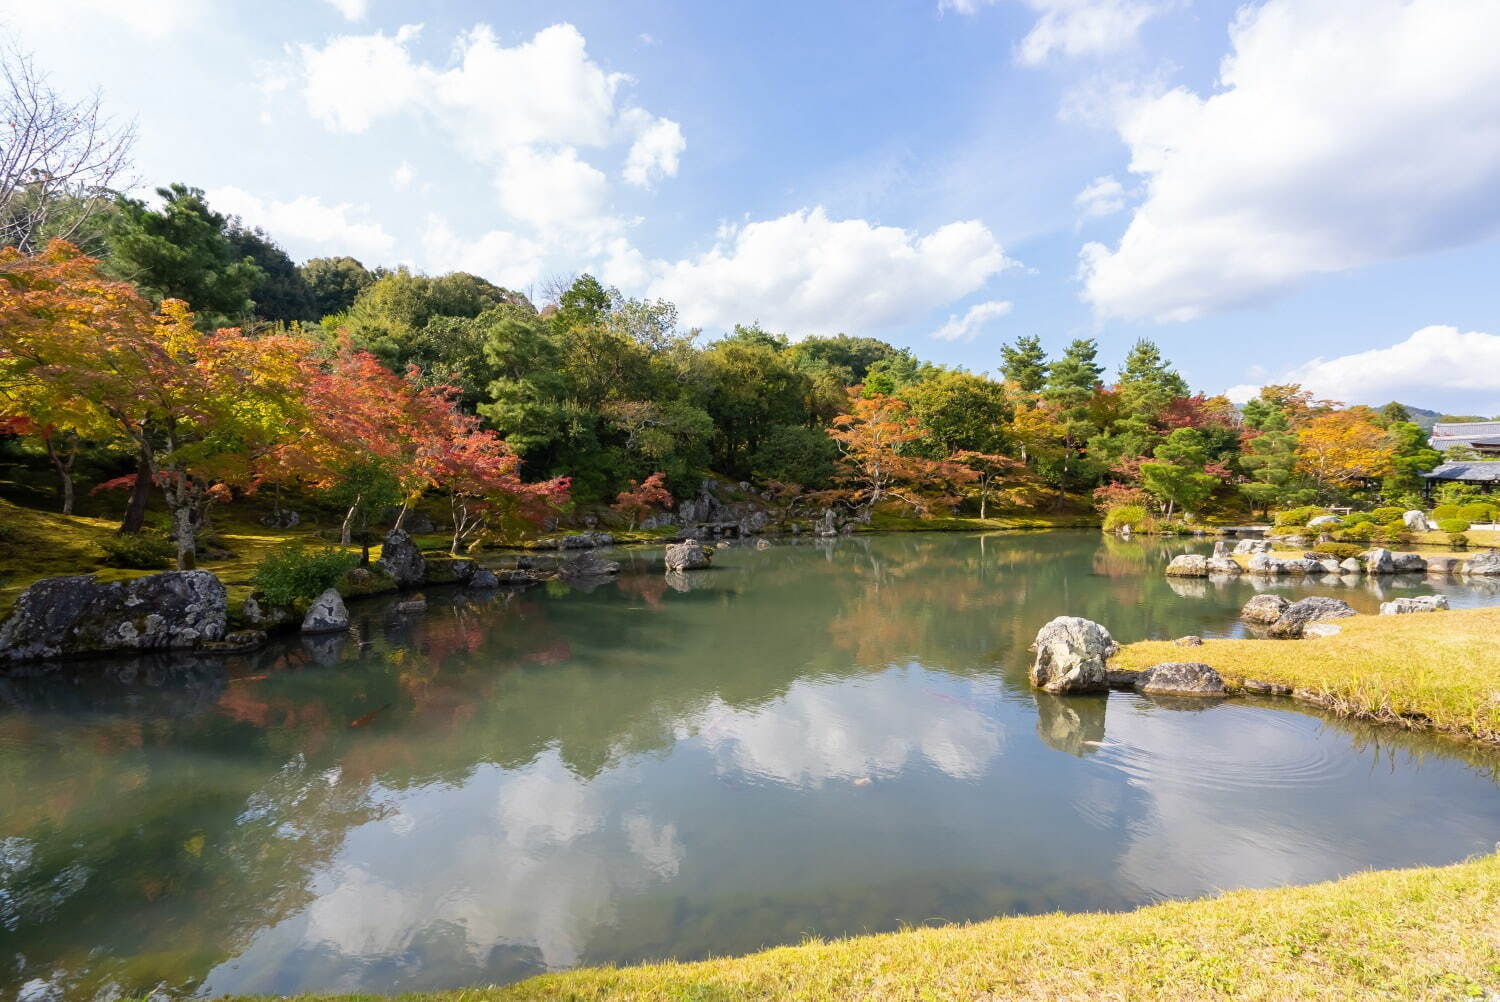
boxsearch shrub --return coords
[1273,506,1325,528]
[1313,541,1362,561]
[252,542,359,607]
[1437,518,1471,534]
[1103,504,1149,532]
[1370,506,1405,522]
[97,531,176,569]
[1336,522,1376,542]
[1459,502,1496,524]
[1432,504,1461,521]
[1342,512,1375,526]
[1374,520,1410,544]
[1448,532,1469,549]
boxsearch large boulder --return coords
[1339,557,1363,574]
[1363,548,1396,574]
[377,528,426,587]
[1247,553,1285,574]
[1392,552,1428,573]
[0,571,226,663]
[1240,593,1290,624]
[559,552,622,580]
[1308,514,1343,528]
[1206,556,1242,576]
[1426,556,1460,575]
[558,531,614,549]
[813,509,840,537]
[1267,596,1356,639]
[1029,616,1117,694]
[1403,510,1436,531]
[469,567,500,589]
[1380,595,1449,615]
[1165,554,1208,577]
[1136,662,1227,697]
[301,589,349,634]
[1234,538,1273,555]
[1212,540,1229,558]
[665,539,713,572]
[1465,551,1500,576]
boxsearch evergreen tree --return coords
[999,334,1047,394]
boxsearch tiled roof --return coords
[1423,461,1500,482]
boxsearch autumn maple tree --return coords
[827,390,975,517]
[611,472,673,529]
[1294,408,1397,496]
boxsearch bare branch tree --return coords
[538,271,578,308]
[0,37,137,254]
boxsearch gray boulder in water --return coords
[664,539,713,572]
[377,528,426,587]
[1165,554,1207,577]
[1267,596,1356,639]
[1392,552,1428,573]
[1240,593,1290,624]
[0,571,226,663]
[1234,538,1273,555]
[1363,548,1396,574]
[1465,551,1500,576]
[1379,595,1449,615]
[301,589,349,634]
[1029,616,1117,694]
[1136,662,1227,697]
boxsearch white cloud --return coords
[1,0,206,39]
[1073,174,1125,221]
[931,299,1014,341]
[938,0,1167,64]
[208,186,395,259]
[322,0,368,21]
[421,215,546,291]
[390,161,415,190]
[298,23,426,133]
[1081,0,1500,323]
[494,146,611,233]
[1225,326,1500,412]
[640,207,1016,335]
[621,109,686,189]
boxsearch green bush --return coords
[1437,518,1471,534]
[1313,541,1362,561]
[1272,506,1325,528]
[1448,532,1469,549]
[1374,520,1410,544]
[1342,512,1375,527]
[252,542,359,607]
[1336,522,1377,542]
[1103,504,1149,532]
[97,531,176,569]
[1370,506,1405,522]
[1458,503,1496,524]
[1431,504,1461,521]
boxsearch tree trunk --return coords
[341,497,360,546]
[394,502,410,531]
[171,504,198,570]
[119,445,154,533]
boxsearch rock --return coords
[422,557,476,585]
[395,596,428,614]
[1280,558,1322,575]
[1392,552,1427,573]
[1212,540,1228,558]
[1241,593,1290,624]
[1136,662,1227,697]
[1174,635,1204,647]
[1339,557,1363,574]
[242,593,293,629]
[755,538,772,551]
[1304,623,1343,638]
[494,569,540,586]
[717,538,734,548]
[1363,548,1396,574]
[665,539,713,572]
[1465,551,1500,576]
[557,531,614,549]
[1234,538,1273,555]
[1267,596,1356,639]
[1403,510,1436,531]
[377,528,426,587]
[1165,554,1208,577]
[300,589,349,634]
[469,568,500,589]
[1242,678,1292,696]
[258,508,300,529]
[203,629,267,653]
[1206,556,1242,575]
[559,552,621,579]
[1380,595,1450,615]
[1307,514,1343,527]
[1426,556,1460,575]
[813,509,840,537]
[1106,667,1141,688]
[1028,616,1117,694]
[1247,553,1284,574]
[1315,559,1342,575]
[0,571,227,663]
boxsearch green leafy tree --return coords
[108,183,263,326]
[1140,428,1219,518]
[900,370,1011,458]
[999,334,1047,395]
[751,424,840,488]
[1385,420,1442,493]
[300,256,378,317]
[226,224,317,323]
[1238,409,1311,514]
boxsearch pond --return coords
[3,530,1500,999]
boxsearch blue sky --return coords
[5,0,1500,412]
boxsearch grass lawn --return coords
[233,853,1500,1001]
[1115,606,1500,745]
[866,511,1099,532]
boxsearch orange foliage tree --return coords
[611,472,673,529]
[827,390,975,517]
[1294,408,1397,495]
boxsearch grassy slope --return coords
[1116,606,1500,744]
[246,854,1500,1001]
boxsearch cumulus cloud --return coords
[421,215,546,291]
[322,0,367,21]
[1073,175,1125,221]
[931,300,1014,342]
[390,161,415,190]
[208,186,395,258]
[298,23,427,133]
[1,0,206,39]
[939,0,1168,64]
[639,207,1016,336]
[1081,0,1500,322]
[1224,326,1500,412]
[621,109,686,189]
[494,146,611,234]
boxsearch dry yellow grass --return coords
[1116,606,1500,744]
[239,853,1500,1001]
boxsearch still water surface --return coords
[3,531,1500,998]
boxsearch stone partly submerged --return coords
[664,539,713,572]
[1266,596,1357,639]
[1239,593,1290,624]
[1165,554,1207,577]
[301,588,350,634]
[1029,616,1118,694]
[1234,538,1273,555]
[1465,551,1500,575]
[1379,595,1450,615]
[1135,661,1227,697]
[1363,547,1396,575]
[0,571,227,663]
[377,528,426,587]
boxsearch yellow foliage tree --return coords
[1294,408,1396,492]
